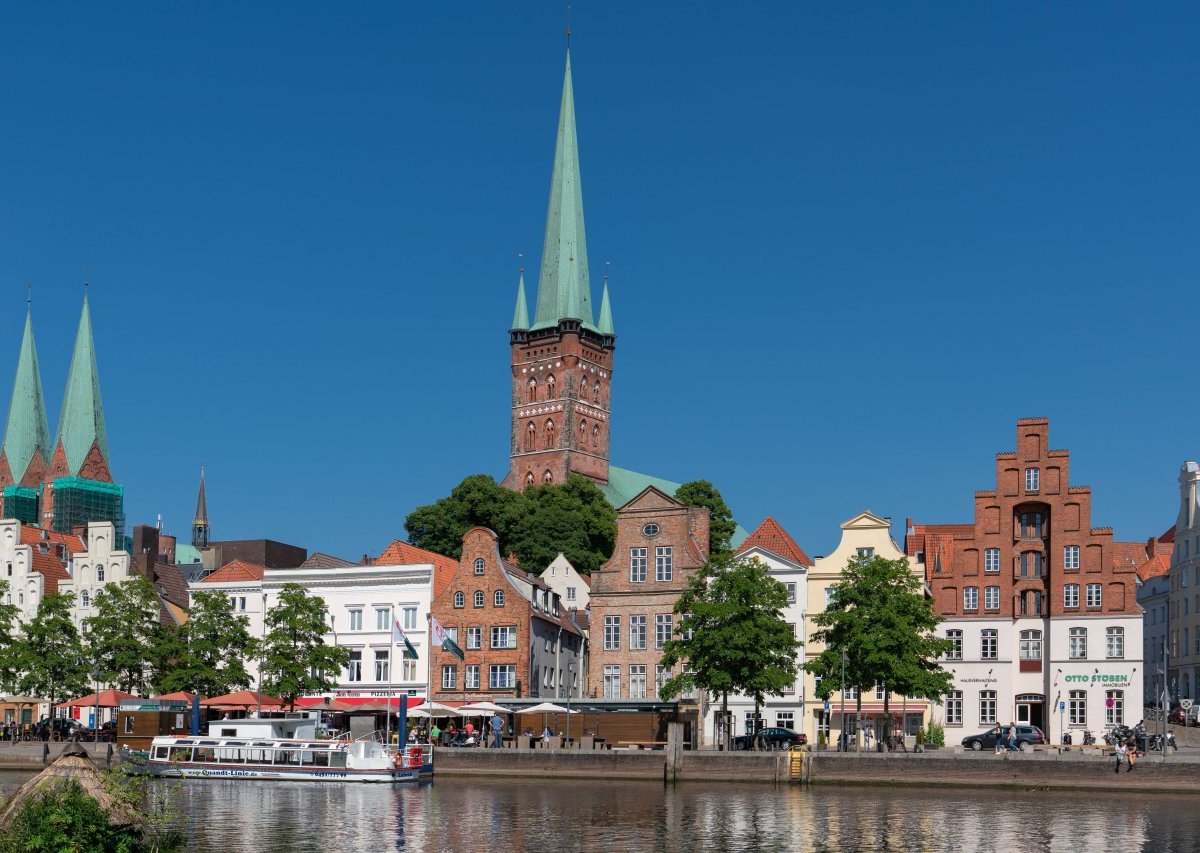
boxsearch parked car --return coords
[961,725,1046,751]
[732,727,807,750]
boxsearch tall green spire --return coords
[597,277,614,336]
[531,51,595,331]
[2,306,52,484]
[53,294,109,477]
[511,271,530,331]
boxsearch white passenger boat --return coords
[131,714,432,783]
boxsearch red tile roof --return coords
[374,540,457,599]
[1137,553,1171,581]
[19,525,83,594]
[737,517,813,566]
[201,560,265,583]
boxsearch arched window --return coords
[494,590,505,607]
[81,590,89,608]
[474,591,485,607]
[97,566,105,582]
[546,374,555,399]
[17,592,23,605]
[526,422,535,451]
[527,377,536,403]
[474,558,485,575]
[525,471,535,486]
[544,419,555,448]
[543,470,553,483]
[454,591,465,608]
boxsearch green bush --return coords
[924,720,945,748]
[0,780,139,853]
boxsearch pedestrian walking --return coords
[1006,723,1017,752]
[992,723,1004,755]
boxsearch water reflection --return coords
[0,771,1185,851]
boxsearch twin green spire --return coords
[512,51,613,337]
[53,294,110,476]
[1,307,52,484]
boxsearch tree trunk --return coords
[855,692,862,752]
[882,687,890,752]
[753,696,761,751]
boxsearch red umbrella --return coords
[62,689,138,708]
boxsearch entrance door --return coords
[1017,704,1031,724]
[1016,702,1044,730]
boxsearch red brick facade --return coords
[587,487,710,698]
[905,418,1145,619]
[430,527,582,701]
[502,321,614,490]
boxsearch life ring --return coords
[393,752,404,769]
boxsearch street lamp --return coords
[840,649,847,753]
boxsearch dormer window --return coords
[1025,468,1040,492]
[474,558,485,575]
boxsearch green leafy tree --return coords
[658,554,800,749]
[83,576,167,695]
[405,473,616,574]
[260,584,350,710]
[156,591,258,698]
[14,592,89,717]
[509,476,617,575]
[0,580,21,692]
[674,480,737,556]
[805,554,954,742]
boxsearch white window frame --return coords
[1019,629,1042,660]
[441,665,457,690]
[979,690,997,725]
[489,664,516,690]
[403,607,418,630]
[984,548,1000,573]
[474,558,486,575]
[630,614,647,650]
[1105,690,1123,726]
[1106,626,1124,659]
[629,665,647,699]
[655,546,673,582]
[466,626,481,650]
[1064,545,1080,570]
[374,649,389,682]
[375,607,390,631]
[465,664,480,690]
[1025,468,1040,491]
[946,629,963,660]
[1069,627,1087,659]
[655,614,673,649]
[604,616,621,651]
[946,691,963,726]
[963,587,979,610]
[981,629,998,660]
[1068,690,1086,726]
[984,586,999,611]
[1086,583,1102,609]
[490,625,517,650]
[1064,584,1080,609]
[603,665,620,699]
[348,609,363,631]
[630,548,647,583]
[348,650,363,682]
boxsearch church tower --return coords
[192,466,210,548]
[502,51,616,491]
[0,300,53,523]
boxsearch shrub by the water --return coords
[0,780,140,853]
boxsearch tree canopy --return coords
[260,583,350,710]
[658,554,800,747]
[14,593,89,709]
[674,480,737,556]
[157,590,259,698]
[805,554,953,721]
[83,576,167,695]
[405,474,616,574]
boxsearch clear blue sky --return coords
[2,3,1195,560]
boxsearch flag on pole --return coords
[431,616,465,661]
[392,618,418,660]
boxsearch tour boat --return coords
[129,714,433,783]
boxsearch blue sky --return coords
[1,3,1195,560]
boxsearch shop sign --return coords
[1062,673,1131,685]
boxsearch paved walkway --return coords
[0,740,118,769]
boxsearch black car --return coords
[733,727,807,750]
[961,725,1046,751]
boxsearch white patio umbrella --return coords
[458,701,513,715]
[516,702,578,735]
[410,701,462,717]
[406,709,430,719]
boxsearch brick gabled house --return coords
[905,417,1144,741]
[586,486,710,703]
[430,527,584,702]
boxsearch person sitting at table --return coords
[542,726,552,743]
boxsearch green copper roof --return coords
[54,295,109,476]
[2,308,52,482]
[511,271,530,331]
[597,279,614,336]
[601,465,748,550]
[531,52,595,332]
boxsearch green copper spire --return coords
[2,306,52,483]
[531,51,595,331]
[597,277,614,336]
[53,294,109,477]
[511,271,530,331]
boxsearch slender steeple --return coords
[49,293,112,482]
[511,270,530,331]
[192,466,210,548]
[597,275,614,337]
[0,301,52,487]
[531,51,595,331]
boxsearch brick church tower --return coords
[502,51,616,491]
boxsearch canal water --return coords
[0,771,1193,851]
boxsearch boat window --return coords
[194,747,215,763]
[220,728,237,737]
[170,748,193,762]
[312,752,330,767]
[329,753,347,768]
[176,740,195,746]
[153,747,169,759]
